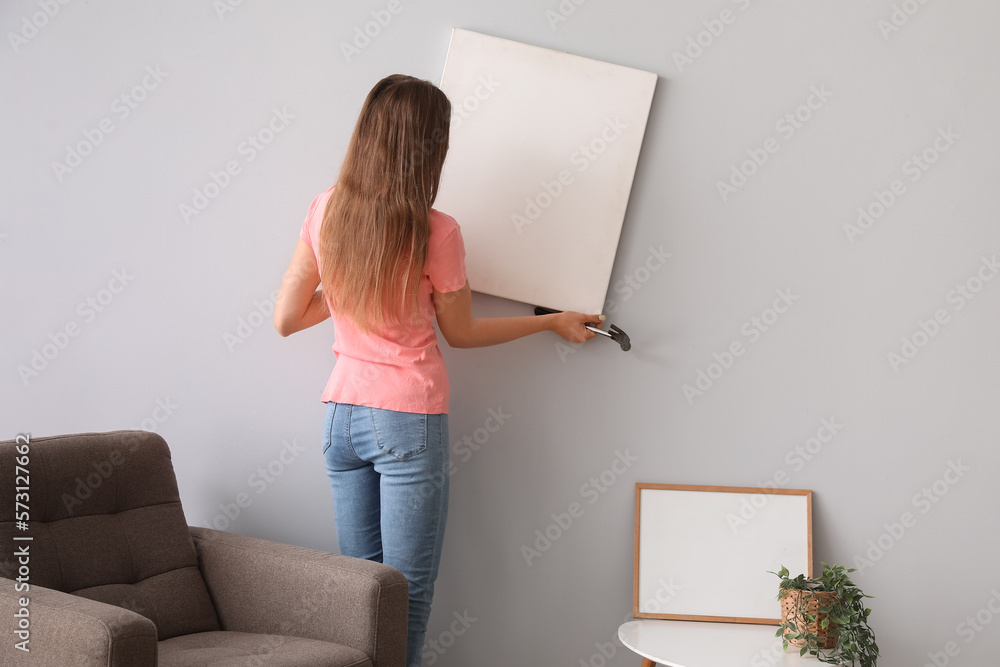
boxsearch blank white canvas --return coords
[637,488,811,622]
[435,29,657,314]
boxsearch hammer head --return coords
[609,324,631,351]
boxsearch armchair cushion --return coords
[0,577,158,666]
[189,526,408,667]
[158,631,372,667]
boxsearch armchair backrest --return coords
[0,430,220,640]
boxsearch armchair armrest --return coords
[0,577,157,666]
[188,525,408,667]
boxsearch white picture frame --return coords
[633,483,813,624]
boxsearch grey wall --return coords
[3,1,999,665]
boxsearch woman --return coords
[273,73,602,666]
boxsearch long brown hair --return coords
[319,74,451,335]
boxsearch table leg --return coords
[640,659,656,667]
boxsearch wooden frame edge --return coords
[633,483,641,618]
[633,612,780,625]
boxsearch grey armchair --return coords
[0,430,408,666]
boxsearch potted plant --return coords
[767,562,879,667]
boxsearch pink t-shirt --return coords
[299,186,467,414]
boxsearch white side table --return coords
[619,619,816,667]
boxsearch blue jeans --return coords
[321,401,449,667]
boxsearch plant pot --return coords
[779,590,839,649]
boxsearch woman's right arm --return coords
[433,280,603,348]
[273,239,330,337]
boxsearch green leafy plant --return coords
[767,562,879,667]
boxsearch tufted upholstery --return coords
[0,430,409,666]
[0,430,219,639]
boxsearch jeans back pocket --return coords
[368,407,427,461]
